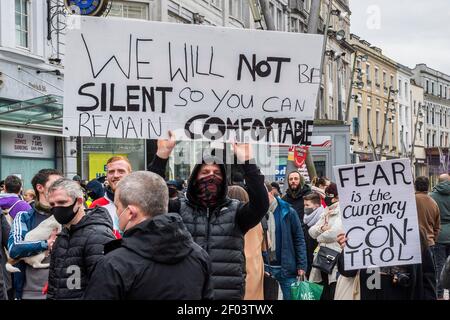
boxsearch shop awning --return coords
[0,94,63,135]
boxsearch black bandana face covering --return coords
[51,198,78,225]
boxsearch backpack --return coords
[1,199,22,225]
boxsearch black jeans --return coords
[433,243,450,298]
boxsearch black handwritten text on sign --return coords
[63,17,323,143]
[333,159,422,271]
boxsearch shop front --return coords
[81,137,146,180]
[426,147,450,187]
[0,94,62,188]
[0,130,55,189]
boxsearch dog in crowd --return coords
[6,215,61,273]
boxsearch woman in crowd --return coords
[308,183,343,300]
[228,185,264,300]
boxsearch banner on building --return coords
[63,16,323,144]
[333,158,421,271]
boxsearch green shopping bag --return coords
[291,277,324,300]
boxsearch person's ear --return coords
[36,184,45,195]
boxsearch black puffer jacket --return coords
[149,156,270,300]
[47,207,115,300]
[83,213,213,300]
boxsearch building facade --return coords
[397,64,413,159]
[0,0,72,188]
[412,63,450,185]
[348,34,399,163]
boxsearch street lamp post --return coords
[345,53,368,124]
[378,86,399,160]
[409,103,424,176]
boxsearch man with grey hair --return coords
[46,178,115,300]
[84,171,213,300]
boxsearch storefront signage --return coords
[1,132,55,158]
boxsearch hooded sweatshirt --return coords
[0,193,31,220]
[430,181,450,244]
[83,213,213,300]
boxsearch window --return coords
[405,83,408,101]
[277,8,284,31]
[376,110,380,144]
[374,67,379,84]
[391,122,395,149]
[406,106,410,124]
[432,133,435,146]
[366,64,371,82]
[328,62,333,81]
[367,108,371,138]
[109,1,149,20]
[390,75,394,88]
[426,80,429,93]
[229,0,243,20]
[398,80,402,97]
[290,17,299,32]
[440,84,443,97]
[432,108,435,125]
[440,134,444,147]
[376,99,380,110]
[383,71,387,88]
[432,82,435,95]
[357,105,362,137]
[426,132,430,147]
[399,105,403,124]
[211,0,223,9]
[15,0,29,48]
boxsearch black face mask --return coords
[51,198,78,225]
[324,196,334,207]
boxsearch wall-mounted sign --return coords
[64,0,109,16]
[1,132,55,158]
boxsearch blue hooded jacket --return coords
[267,197,308,277]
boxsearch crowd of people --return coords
[0,135,449,300]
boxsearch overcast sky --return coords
[349,0,450,75]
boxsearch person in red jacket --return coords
[89,156,132,238]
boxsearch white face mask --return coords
[117,206,130,235]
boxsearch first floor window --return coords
[15,0,29,48]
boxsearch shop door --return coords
[1,158,55,190]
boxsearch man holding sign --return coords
[148,131,269,300]
[334,159,436,300]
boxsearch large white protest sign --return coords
[333,158,421,271]
[63,16,323,144]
